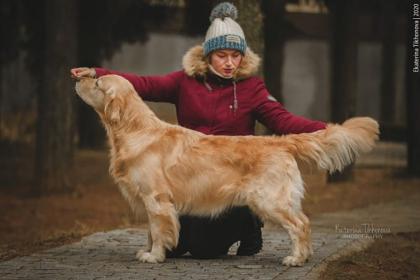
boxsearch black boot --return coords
[166,216,190,258]
[236,210,263,256]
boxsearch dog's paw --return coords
[282,255,305,267]
[136,250,164,263]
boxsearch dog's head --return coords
[75,75,134,124]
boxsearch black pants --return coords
[167,206,263,259]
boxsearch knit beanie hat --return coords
[203,2,247,56]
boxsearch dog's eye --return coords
[95,80,99,87]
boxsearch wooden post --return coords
[380,1,397,125]
[261,0,286,103]
[328,0,358,182]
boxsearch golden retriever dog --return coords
[75,75,379,266]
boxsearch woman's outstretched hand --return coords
[70,67,96,80]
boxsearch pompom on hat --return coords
[203,2,247,56]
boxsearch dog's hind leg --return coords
[277,209,312,266]
[297,211,313,257]
[136,192,179,263]
[253,203,312,266]
[247,172,312,266]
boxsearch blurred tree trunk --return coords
[184,0,212,36]
[380,1,397,124]
[0,55,3,141]
[0,1,21,140]
[77,102,106,148]
[34,0,78,194]
[328,0,358,182]
[76,1,106,149]
[0,5,3,139]
[229,0,264,75]
[261,0,285,103]
[406,2,420,176]
[77,47,105,149]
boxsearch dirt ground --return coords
[319,232,420,280]
[1,144,420,278]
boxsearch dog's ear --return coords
[104,95,123,124]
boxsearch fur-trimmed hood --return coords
[182,45,261,80]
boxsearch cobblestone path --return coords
[0,228,356,280]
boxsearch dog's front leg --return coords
[136,193,179,263]
[146,230,152,252]
[137,229,152,255]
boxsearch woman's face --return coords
[209,49,243,78]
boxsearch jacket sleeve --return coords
[252,78,326,134]
[95,68,183,103]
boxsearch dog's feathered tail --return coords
[284,117,379,173]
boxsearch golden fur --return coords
[75,75,379,266]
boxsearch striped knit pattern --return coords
[203,34,246,56]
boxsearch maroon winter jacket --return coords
[95,45,326,136]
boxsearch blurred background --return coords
[0,0,419,273]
